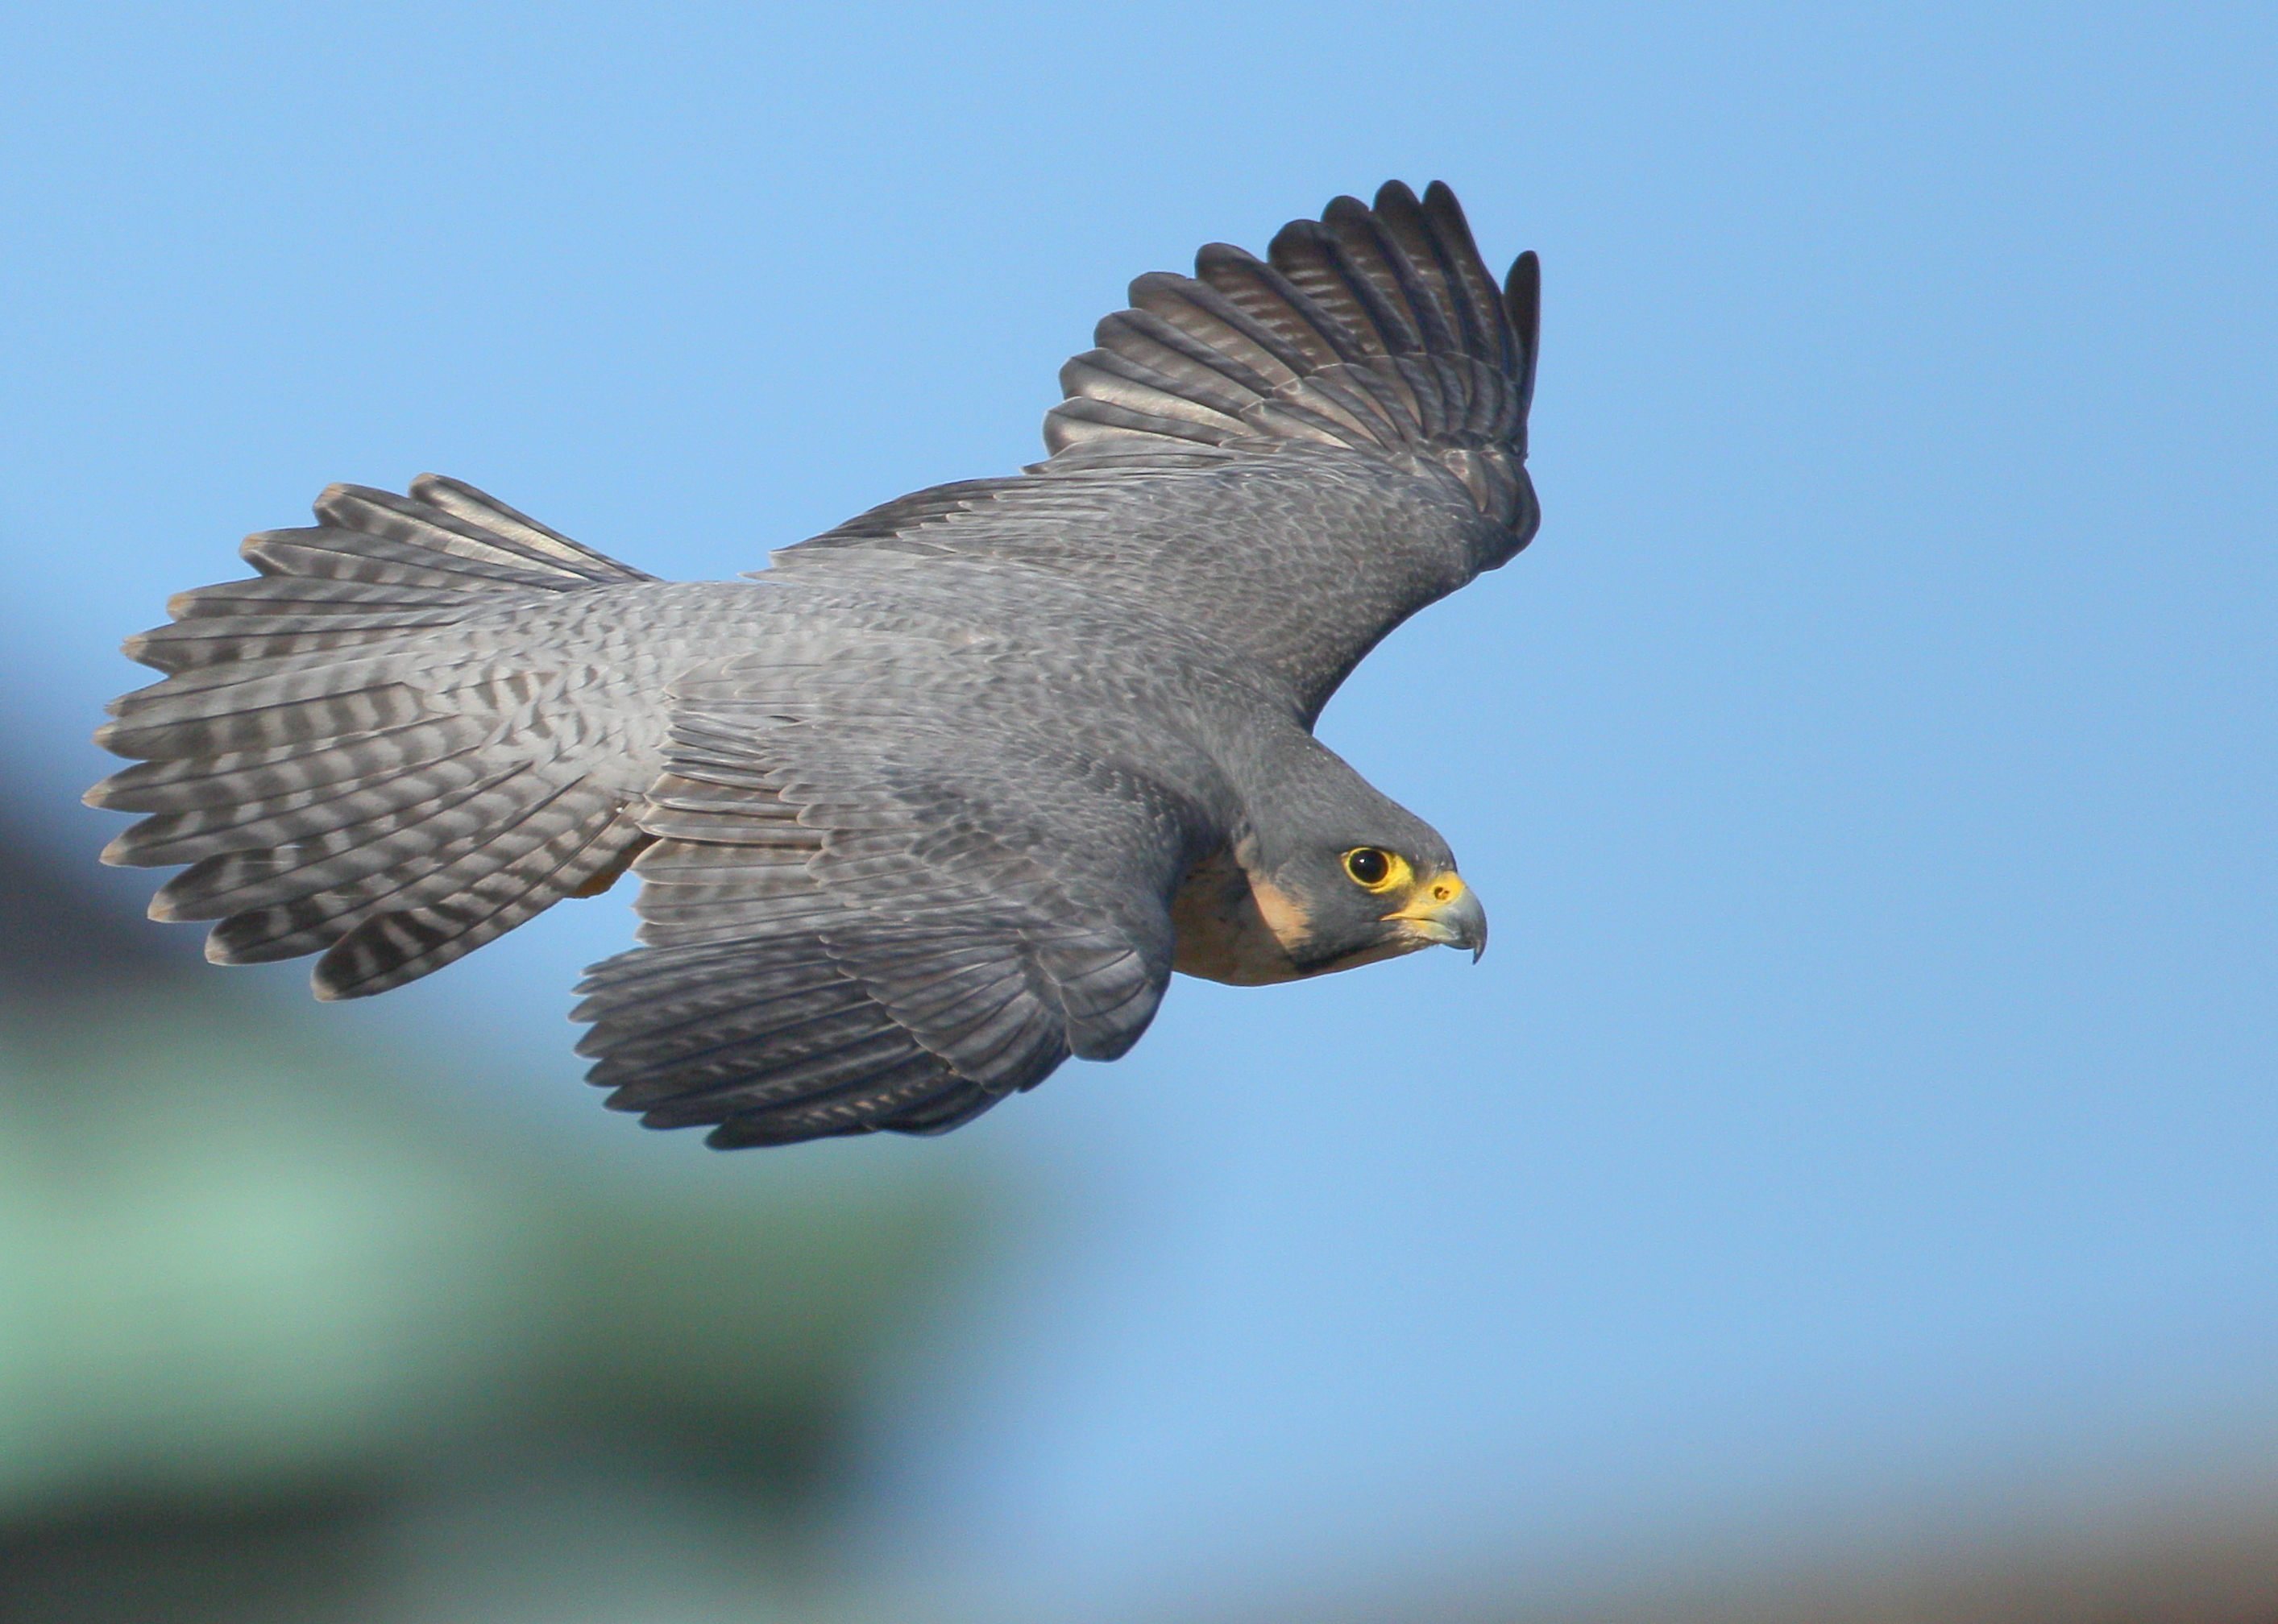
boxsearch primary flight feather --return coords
[89,181,1540,1147]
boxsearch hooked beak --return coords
[1385,875,1489,963]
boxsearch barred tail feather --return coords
[89,475,658,999]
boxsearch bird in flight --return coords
[89,182,1541,1147]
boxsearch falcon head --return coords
[1169,756,1487,986]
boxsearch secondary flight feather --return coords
[90,181,1541,1146]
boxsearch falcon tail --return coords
[1046,180,1540,533]
[88,476,656,999]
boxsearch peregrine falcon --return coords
[89,181,1541,1146]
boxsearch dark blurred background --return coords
[4,3,2276,1622]
[0,790,990,1622]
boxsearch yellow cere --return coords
[1384,870,1467,922]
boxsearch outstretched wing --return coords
[575,644,1214,1146]
[771,181,1539,719]
[1047,178,1539,520]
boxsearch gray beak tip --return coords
[1440,887,1488,963]
[1392,881,1488,962]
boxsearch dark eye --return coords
[1343,847,1392,888]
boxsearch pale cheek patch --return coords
[1248,878,1314,952]
[1170,848,1313,985]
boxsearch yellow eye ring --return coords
[1342,847,1404,893]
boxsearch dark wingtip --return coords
[1414,180,1471,243]
[1372,178,1423,214]
[1506,250,1541,410]
[1505,251,1541,340]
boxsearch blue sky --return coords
[6,2,2275,1618]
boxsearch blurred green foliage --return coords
[0,827,990,1618]
[0,987,980,1510]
